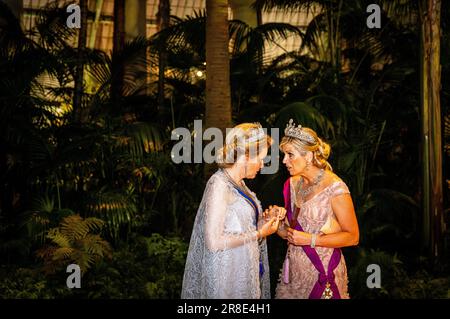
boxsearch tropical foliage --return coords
[36,214,112,274]
[0,0,448,298]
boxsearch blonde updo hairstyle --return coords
[217,123,272,168]
[280,126,333,171]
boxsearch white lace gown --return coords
[181,170,271,299]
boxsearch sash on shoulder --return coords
[282,178,341,299]
[234,187,264,278]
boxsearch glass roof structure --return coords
[19,0,316,59]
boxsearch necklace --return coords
[221,168,259,218]
[222,169,247,194]
[295,168,325,205]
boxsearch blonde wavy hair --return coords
[216,123,272,168]
[280,126,333,171]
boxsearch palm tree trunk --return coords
[84,0,104,108]
[88,0,104,48]
[157,0,170,115]
[205,0,232,133]
[112,0,125,111]
[73,0,88,123]
[205,0,232,177]
[420,0,444,262]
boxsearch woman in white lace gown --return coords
[181,123,284,299]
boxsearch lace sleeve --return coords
[329,181,350,197]
[204,176,258,252]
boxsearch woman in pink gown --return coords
[274,119,359,299]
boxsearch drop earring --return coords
[305,161,311,171]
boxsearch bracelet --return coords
[310,233,317,248]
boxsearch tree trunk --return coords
[84,0,104,106]
[156,0,170,115]
[88,0,104,48]
[73,0,88,123]
[205,0,232,133]
[420,0,444,262]
[111,0,125,111]
[205,0,232,177]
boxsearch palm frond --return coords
[83,218,105,233]
[118,122,164,162]
[150,14,206,62]
[230,20,302,58]
[36,214,112,274]
[253,0,322,12]
[0,1,28,49]
[382,0,419,26]
[275,101,335,139]
[86,190,137,239]
[32,194,55,214]
[73,250,95,273]
[300,12,328,55]
[60,214,90,241]
[306,94,349,135]
[119,37,151,95]
[81,234,112,258]
[52,246,75,260]
[358,188,419,244]
[47,229,71,247]
[33,1,77,50]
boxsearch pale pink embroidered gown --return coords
[275,179,351,299]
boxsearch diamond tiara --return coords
[225,123,266,146]
[284,119,316,144]
[247,126,266,143]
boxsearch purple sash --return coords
[283,178,341,299]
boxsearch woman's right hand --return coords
[259,217,279,238]
[263,205,287,221]
[277,226,288,240]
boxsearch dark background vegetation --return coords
[0,0,449,298]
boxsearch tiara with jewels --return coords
[247,124,266,143]
[284,119,316,144]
